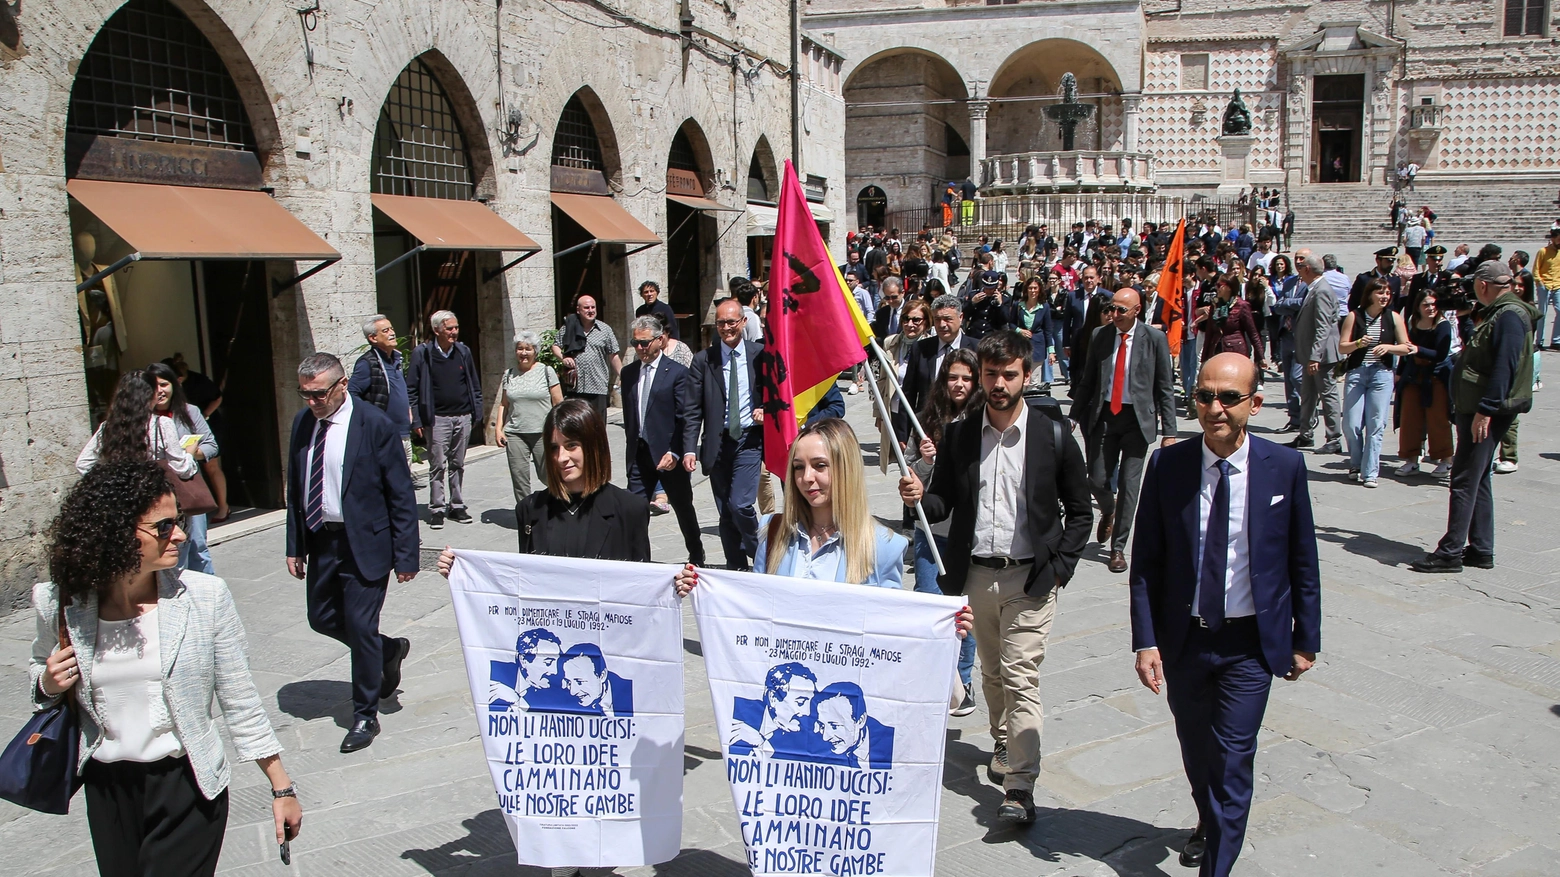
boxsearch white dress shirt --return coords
[973,408,1033,559]
[722,342,755,430]
[933,331,965,379]
[1192,437,1255,620]
[637,353,661,427]
[1104,322,1138,408]
[307,393,353,523]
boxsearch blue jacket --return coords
[284,399,420,580]
[753,514,907,588]
[348,347,411,436]
[621,356,691,460]
[1128,435,1322,676]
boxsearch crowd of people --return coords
[25,206,1549,877]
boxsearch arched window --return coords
[67,0,255,152]
[747,153,770,202]
[373,58,474,200]
[553,95,607,172]
[668,128,699,174]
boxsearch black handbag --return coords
[0,598,83,814]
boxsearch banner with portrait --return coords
[447,550,684,868]
[692,568,964,877]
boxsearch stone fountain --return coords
[1044,73,1095,151]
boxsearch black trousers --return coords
[628,438,705,565]
[83,756,229,877]
[1434,411,1517,559]
[306,526,394,721]
[1085,406,1150,553]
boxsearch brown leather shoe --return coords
[1108,550,1127,573]
[1096,512,1113,544]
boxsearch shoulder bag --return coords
[155,423,218,516]
[0,596,82,814]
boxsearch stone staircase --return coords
[1286,181,1560,247]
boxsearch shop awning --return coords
[370,194,540,252]
[549,193,661,246]
[67,179,340,294]
[667,193,744,213]
[747,204,778,237]
[809,202,834,224]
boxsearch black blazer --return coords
[516,483,651,562]
[872,304,900,340]
[1068,322,1178,446]
[903,333,979,417]
[680,339,764,474]
[285,399,419,581]
[621,356,690,461]
[919,405,1093,596]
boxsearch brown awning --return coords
[66,179,339,261]
[550,193,661,245]
[371,194,540,252]
[667,193,744,213]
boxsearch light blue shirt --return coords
[722,342,755,430]
[754,515,908,588]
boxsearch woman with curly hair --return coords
[30,461,302,875]
[148,361,220,574]
[76,371,198,481]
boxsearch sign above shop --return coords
[665,168,704,198]
[550,165,611,196]
[65,134,263,190]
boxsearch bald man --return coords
[1129,353,1321,875]
[1068,288,1178,573]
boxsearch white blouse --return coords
[91,606,184,763]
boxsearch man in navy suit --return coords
[681,298,765,570]
[285,352,420,753]
[1129,352,1321,875]
[623,316,704,565]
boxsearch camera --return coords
[1433,275,1474,312]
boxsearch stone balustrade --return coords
[979,150,1158,194]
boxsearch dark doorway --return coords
[857,186,887,229]
[665,199,705,344]
[198,261,282,508]
[552,206,605,322]
[1311,74,1364,183]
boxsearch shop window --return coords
[66,0,254,151]
[372,58,474,200]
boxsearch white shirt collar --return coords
[939,332,963,352]
[981,405,1027,439]
[1201,433,1250,474]
[323,392,354,427]
[642,353,662,372]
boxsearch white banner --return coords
[447,550,684,868]
[692,568,963,877]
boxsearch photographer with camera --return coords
[1411,260,1540,573]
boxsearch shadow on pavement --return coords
[652,848,751,876]
[400,808,518,874]
[482,507,518,530]
[1314,524,1424,566]
[276,679,400,729]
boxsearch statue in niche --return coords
[1221,88,1253,136]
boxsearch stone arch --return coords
[370,51,495,200]
[748,135,780,203]
[406,49,497,199]
[670,118,716,183]
[843,48,971,216]
[987,38,1125,155]
[553,86,623,189]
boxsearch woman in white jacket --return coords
[76,371,198,480]
[31,461,302,875]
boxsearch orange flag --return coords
[1158,218,1187,356]
[758,160,874,478]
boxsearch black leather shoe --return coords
[1409,553,1463,574]
[381,637,411,697]
[997,789,1036,824]
[1179,825,1206,867]
[340,718,380,753]
[1287,435,1314,449]
[1461,549,1495,570]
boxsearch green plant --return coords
[538,328,565,371]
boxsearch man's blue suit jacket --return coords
[621,357,690,462]
[1128,434,1321,676]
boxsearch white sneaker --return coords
[1396,460,1421,476]
[1494,460,1518,474]
[1432,460,1453,477]
[1362,479,1379,488]
[848,384,861,395]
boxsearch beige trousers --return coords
[963,564,1059,792]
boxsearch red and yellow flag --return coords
[1158,218,1187,356]
[758,160,873,477]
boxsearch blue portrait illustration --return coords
[556,643,634,717]
[729,663,818,760]
[809,681,894,770]
[488,627,563,712]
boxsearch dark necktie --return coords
[306,419,331,532]
[726,349,742,440]
[1199,459,1231,630]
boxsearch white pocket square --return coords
[1271,495,1285,505]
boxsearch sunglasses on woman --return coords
[141,515,188,541]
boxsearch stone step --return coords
[1286,182,1559,246]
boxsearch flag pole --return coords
[861,356,946,576]
[866,338,932,446]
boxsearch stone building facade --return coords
[809,0,1560,229]
[0,0,845,603]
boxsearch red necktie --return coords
[1110,332,1129,415]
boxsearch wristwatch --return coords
[272,784,297,799]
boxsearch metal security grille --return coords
[66,0,255,151]
[1505,0,1546,35]
[668,128,699,173]
[372,58,474,200]
[553,95,606,171]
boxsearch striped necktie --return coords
[306,419,331,532]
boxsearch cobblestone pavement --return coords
[3,373,1558,877]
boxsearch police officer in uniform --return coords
[1406,245,1451,313]
[1349,246,1403,312]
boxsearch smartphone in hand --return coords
[280,840,291,865]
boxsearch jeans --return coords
[428,413,472,513]
[1278,332,1302,425]
[1434,411,1517,560]
[178,513,214,574]
[1542,280,1560,346]
[913,530,975,687]
[1049,324,1069,380]
[1343,362,1394,480]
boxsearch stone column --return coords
[1122,93,1142,153]
[968,100,989,184]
